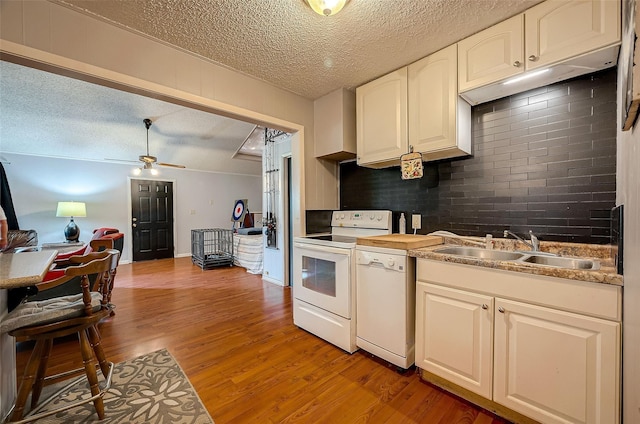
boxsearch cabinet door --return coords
[525,0,621,70]
[416,282,494,399]
[494,298,620,424]
[408,44,470,160]
[458,14,524,92]
[314,88,356,161]
[356,68,407,167]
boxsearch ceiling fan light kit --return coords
[132,118,185,175]
[305,0,348,16]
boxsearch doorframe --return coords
[128,176,178,261]
[283,153,292,286]
[2,44,306,256]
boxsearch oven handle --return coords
[293,242,351,256]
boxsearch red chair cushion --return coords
[44,228,121,281]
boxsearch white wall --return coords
[617,3,640,421]
[3,153,262,263]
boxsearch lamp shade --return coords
[56,201,87,218]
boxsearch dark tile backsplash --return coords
[611,205,623,273]
[305,210,333,234]
[340,69,617,244]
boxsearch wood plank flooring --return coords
[15,258,510,423]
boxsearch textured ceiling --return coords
[0,61,263,175]
[2,0,545,174]
[57,0,544,100]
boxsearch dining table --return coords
[0,249,58,421]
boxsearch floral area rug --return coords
[25,348,214,423]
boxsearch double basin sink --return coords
[434,246,600,270]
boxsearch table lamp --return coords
[56,201,87,242]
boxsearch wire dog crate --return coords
[191,228,234,269]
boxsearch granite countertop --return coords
[408,237,622,286]
[0,250,58,289]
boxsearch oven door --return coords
[293,242,352,319]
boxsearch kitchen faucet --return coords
[428,231,494,249]
[503,230,540,252]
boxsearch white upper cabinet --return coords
[409,44,470,161]
[525,0,621,70]
[459,0,620,105]
[356,68,408,167]
[458,15,525,92]
[314,88,357,161]
[357,45,470,168]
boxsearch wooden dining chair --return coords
[0,249,120,423]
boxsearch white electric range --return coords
[292,210,392,353]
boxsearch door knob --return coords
[513,61,521,67]
[481,304,488,310]
[498,306,505,313]
[528,55,538,62]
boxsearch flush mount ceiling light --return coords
[304,0,349,16]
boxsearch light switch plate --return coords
[412,214,421,230]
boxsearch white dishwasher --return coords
[355,245,416,369]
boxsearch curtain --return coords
[0,162,19,230]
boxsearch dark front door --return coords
[131,179,174,262]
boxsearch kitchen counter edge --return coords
[409,242,622,286]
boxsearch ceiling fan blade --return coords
[105,158,140,165]
[157,162,186,169]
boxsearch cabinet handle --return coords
[513,61,521,67]
[498,306,505,313]
[481,304,488,310]
[528,55,538,62]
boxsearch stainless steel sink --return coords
[433,246,600,270]
[434,247,524,261]
[521,255,600,270]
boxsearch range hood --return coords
[459,45,620,106]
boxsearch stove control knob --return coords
[376,214,382,221]
[339,213,345,220]
[369,213,375,220]
[387,259,395,267]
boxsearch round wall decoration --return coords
[232,199,248,222]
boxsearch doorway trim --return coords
[1,43,306,242]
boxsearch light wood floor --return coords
[16,257,510,423]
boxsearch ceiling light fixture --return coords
[305,0,348,16]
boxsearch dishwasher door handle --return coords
[363,258,385,268]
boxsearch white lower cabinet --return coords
[494,298,620,424]
[416,283,493,399]
[416,259,621,424]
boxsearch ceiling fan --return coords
[136,118,186,171]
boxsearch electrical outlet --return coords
[412,214,421,230]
